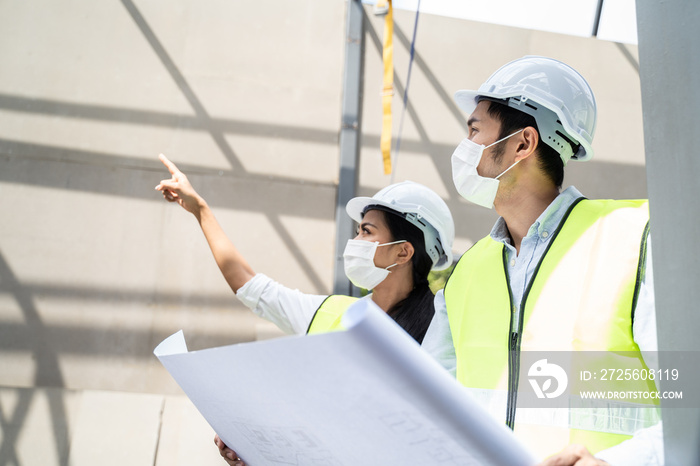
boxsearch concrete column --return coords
[334,0,365,296]
[636,2,700,464]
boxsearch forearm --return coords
[195,200,255,293]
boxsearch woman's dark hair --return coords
[482,98,565,189]
[363,206,435,344]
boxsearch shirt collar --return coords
[489,186,585,245]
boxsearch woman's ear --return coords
[515,126,539,162]
[395,242,415,265]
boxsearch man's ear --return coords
[395,241,415,265]
[515,126,539,162]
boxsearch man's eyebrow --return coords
[467,116,480,127]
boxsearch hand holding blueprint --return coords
[154,299,539,466]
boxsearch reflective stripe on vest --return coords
[306,295,359,335]
[444,198,657,456]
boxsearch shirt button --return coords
[510,259,516,267]
[542,231,549,238]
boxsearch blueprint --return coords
[154,299,539,466]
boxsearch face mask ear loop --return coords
[495,158,522,180]
[485,128,524,149]
[378,240,406,272]
[488,128,525,180]
[376,239,407,247]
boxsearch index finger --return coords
[159,153,181,176]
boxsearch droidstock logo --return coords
[528,359,568,399]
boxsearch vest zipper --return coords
[506,322,521,429]
[502,246,519,430]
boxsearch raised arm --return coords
[155,154,255,292]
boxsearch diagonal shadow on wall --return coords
[0,390,35,466]
[120,0,328,293]
[119,0,244,173]
[0,252,70,465]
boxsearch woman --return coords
[155,154,455,464]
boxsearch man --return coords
[423,56,663,465]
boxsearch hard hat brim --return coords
[453,90,480,117]
[346,196,393,224]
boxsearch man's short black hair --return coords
[480,97,565,189]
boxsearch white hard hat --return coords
[454,56,597,164]
[346,181,455,270]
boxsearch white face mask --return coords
[343,239,406,290]
[451,129,524,209]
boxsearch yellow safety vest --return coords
[444,198,659,457]
[306,295,359,334]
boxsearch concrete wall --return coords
[0,0,646,464]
